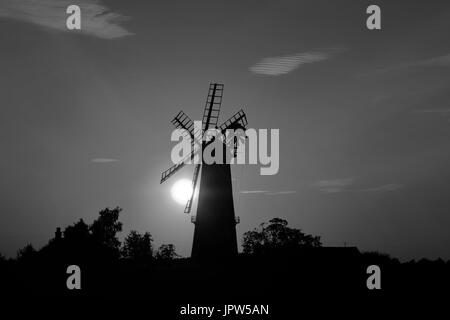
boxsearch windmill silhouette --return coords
[160,83,248,260]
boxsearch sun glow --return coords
[171,179,194,205]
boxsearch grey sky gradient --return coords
[1,0,450,260]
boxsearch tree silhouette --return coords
[362,251,399,265]
[64,219,90,243]
[54,218,92,259]
[89,206,123,257]
[122,230,153,261]
[16,243,36,262]
[155,244,179,260]
[242,218,322,255]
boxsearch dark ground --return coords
[1,246,448,316]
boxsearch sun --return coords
[171,179,193,205]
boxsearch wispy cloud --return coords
[91,158,119,163]
[0,0,133,39]
[361,53,450,77]
[360,184,403,192]
[314,178,402,194]
[413,108,450,115]
[240,190,268,194]
[314,178,355,193]
[265,191,296,196]
[240,190,296,196]
[417,54,450,67]
[249,47,346,76]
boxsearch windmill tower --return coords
[160,83,248,260]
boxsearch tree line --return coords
[2,207,322,263]
[8,207,179,263]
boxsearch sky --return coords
[1,0,450,260]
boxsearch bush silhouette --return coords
[16,243,37,262]
[90,206,123,258]
[155,244,179,260]
[64,219,90,243]
[242,218,322,255]
[122,230,153,261]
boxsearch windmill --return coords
[160,83,248,259]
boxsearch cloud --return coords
[314,178,403,193]
[240,190,296,196]
[265,191,296,196]
[413,109,450,115]
[314,178,355,193]
[360,184,403,192]
[417,54,450,67]
[0,0,133,39]
[361,53,450,77]
[249,48,346,76]
[91,158,119,163]
[240,190,269,194]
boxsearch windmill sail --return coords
[171,111,202,145]
[184,164,201,213]
[219,109,248,132]
[202,83,223,131]
[160,148,199,184]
